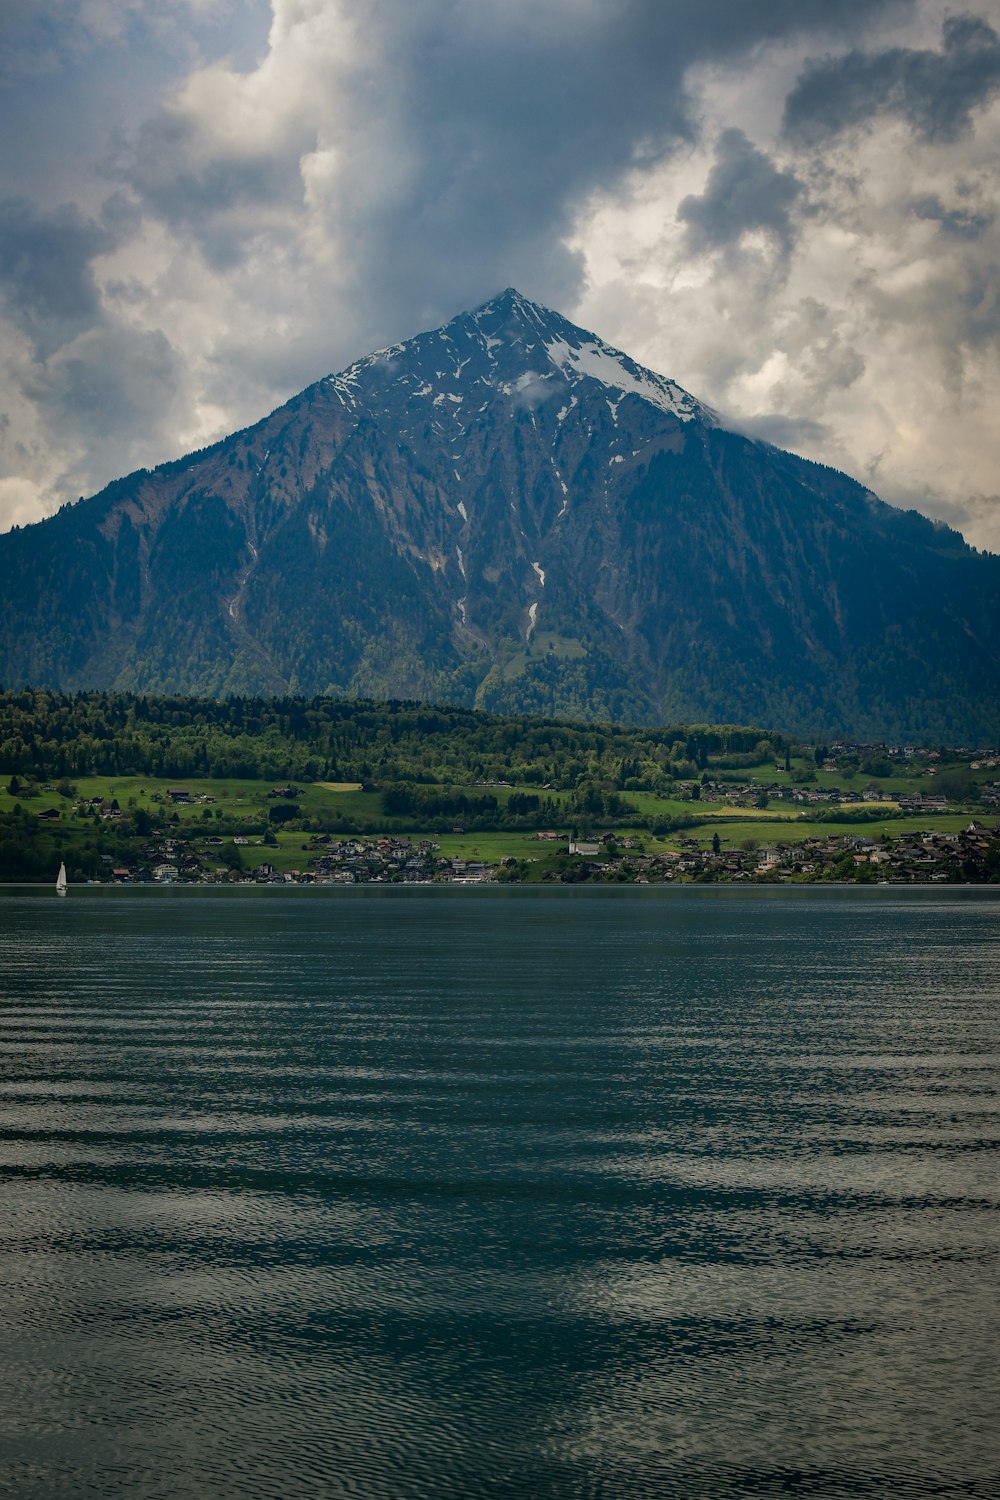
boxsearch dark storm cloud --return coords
[123,111,300,271]
[0,199,113,355]
[33,325,184,442]
[0,0,272,84]
[732,413,831,451]
[26,0,1000,544]
[8,318,192,514]
[0,193,189,509]
[678,129,802,255]
[118,0,910,340]
[910,193,994,239]
[784,13,1000,145]
[0,193,142,362]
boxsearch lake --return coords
[1,886,998,1498]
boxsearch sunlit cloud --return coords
[1,0,997,553]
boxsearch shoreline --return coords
[5,880,1000,894]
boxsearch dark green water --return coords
[1,886,998,1499]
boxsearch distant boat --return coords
[56,862,68,896]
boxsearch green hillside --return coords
[1,688,996,883]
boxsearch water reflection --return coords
[1,887,998,1497]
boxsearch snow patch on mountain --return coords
[543,335,705,423]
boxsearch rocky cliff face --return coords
[2,288,998,739]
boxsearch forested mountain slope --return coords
[2,289,998,740]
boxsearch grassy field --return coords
[499,632,587,682]
[1,768,986,882]
[197,812,982,871]
[669,813,975,848]
[712,752,993,800]
[0,774,389,827]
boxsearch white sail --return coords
[56,861,67,895]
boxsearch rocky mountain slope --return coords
[2,288,998,739]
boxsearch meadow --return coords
[0,768,981,881]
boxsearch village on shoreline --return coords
[4,703,1000,886]
[66,817,1000,887]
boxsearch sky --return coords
[1,0,999,550]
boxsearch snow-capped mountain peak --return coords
[324,288,714,427]
[466,289,712,423]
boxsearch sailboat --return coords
[56,861,68,897]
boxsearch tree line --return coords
[0,688,785,793]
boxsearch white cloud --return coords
[1,0,998,556]
[568,6,1000,550]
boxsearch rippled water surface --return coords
[1,885,998,1498]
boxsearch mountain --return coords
[2,288,999,740]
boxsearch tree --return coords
[6,775,19,796]
[754,790,770,809]
[220,843,245,871]
[269,803,299,825]
[712,832,721,855]
[935,768,976,802]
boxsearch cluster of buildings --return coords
[699,778,957,811]
[109,835,493,884]
[700,779,866,808]
[304,836,489,884]
[569,823,1000,884]
[92,822,1000,886]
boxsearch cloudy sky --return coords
[2,0,999,548]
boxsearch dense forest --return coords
[0,688,785,792]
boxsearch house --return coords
[167,788,190,803]
[568,840,600,857]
